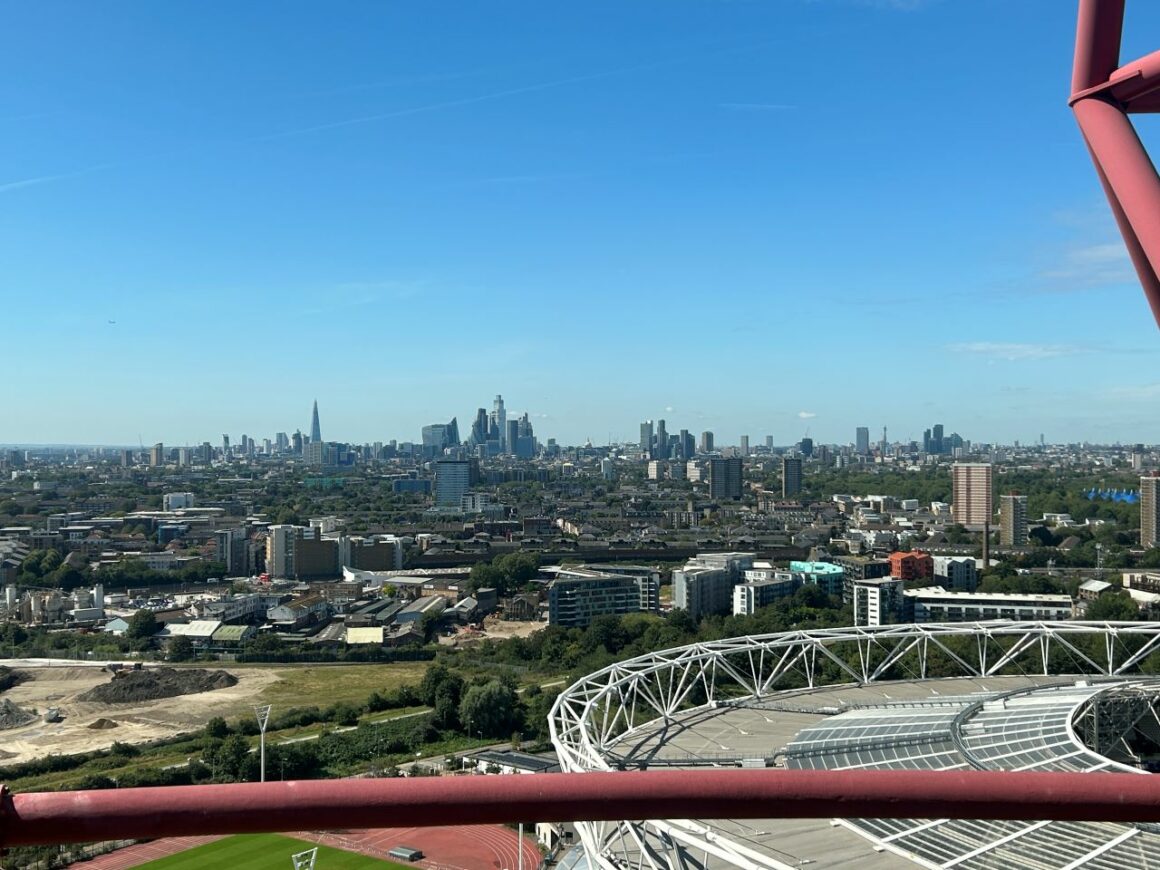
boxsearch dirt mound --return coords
[87,718,119,730]
[0,698,36,730]
[78,668,239,704]
[0,666,27,693]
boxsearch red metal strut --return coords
[5,769,1160,848]
[1071,0,1160,326]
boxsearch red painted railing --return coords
[4,769,1160,847]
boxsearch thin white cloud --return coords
[0,161,117,196]
[1108,383,1160,401]
[798,411,817,419]
[719,102,797,111]
[852,0,936,9]
[1040,241,1134,290]
[946,342,1086,361]
[0,173,65,194]
[332,279,425,301]
[294,70,488,99]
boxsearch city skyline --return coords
[0,396,1149,452]
[7,2,1160,445]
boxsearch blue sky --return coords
[5,0,1160,448]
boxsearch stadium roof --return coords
[553,623,1160,870]
[782,681,1160,868]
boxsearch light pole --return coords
[254,704,272,783]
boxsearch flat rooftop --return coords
[599,675,1117,869]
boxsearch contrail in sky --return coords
[0,162,116,195]
[257,40,773,142]
[0,40,772,195]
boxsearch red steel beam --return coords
[1072,0,1124,95]
[6,769,1160,848]
[1071,0,1160,325]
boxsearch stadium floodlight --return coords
[254,704,272,783]
[290,846,317,870]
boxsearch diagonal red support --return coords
[1071,0,1160,326]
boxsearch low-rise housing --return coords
[266,595,329,629]
[903,586,1074,623]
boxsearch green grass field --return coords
[136,834,408,868]
[251,663,430,707]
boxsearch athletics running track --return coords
[70,825,540,870]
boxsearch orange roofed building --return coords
[889,550,934,581]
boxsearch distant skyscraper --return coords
[515,412,536,459]
[310,400,322,443]
[150,442,165,467]
[422,419,459,452]
[471,408,489,445]
[708,457,743,500]
[492,395,507,450]
[1142,476,1160,548]
[640,420,654,456]
[952,462,993,527]
[999,493,1028,546]
[781,457,803,498]
[739,435,750,457]
[700,431,714,454]
[655,419,669,459]
[222,434,230,456]
[506,420,519,454]
[932,423,945,455]
[765,435,773,451]
[856,427,870,455]
[799,438,813,458]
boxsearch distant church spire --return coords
[310,400,322,443]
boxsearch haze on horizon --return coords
[5,1,1160,447]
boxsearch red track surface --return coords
[297,825,540,870]
[59,827,538,870]
[65,836,224,869]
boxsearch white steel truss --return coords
[548,621,1160,870]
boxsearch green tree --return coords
[125,609,159,640]
[204,734,251,781]
[168,635,195,662]
[431,673,465,730]
[246,632,284,655]
[419,610,442,643]
[1086,591,1141,621]
[458,679,521,739]
[39,550,62,573]
[419,663,456,706]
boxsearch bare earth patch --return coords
[0,665,281,765]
